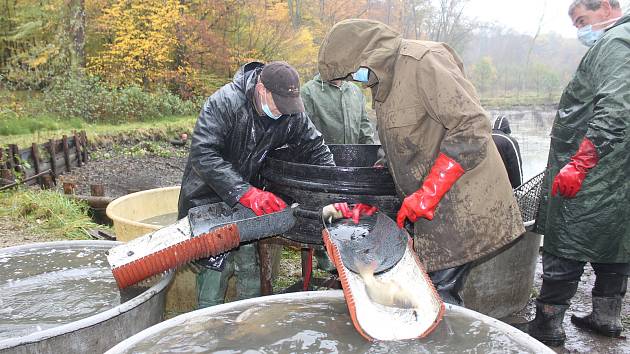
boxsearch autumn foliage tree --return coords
[88,0,182,89]
[3,0,572,112]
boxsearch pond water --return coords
[487,108,556,182]
[0,245,146,340]
[139,212,179,227]
[117,295,550,354]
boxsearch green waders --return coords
[196,243,261,308]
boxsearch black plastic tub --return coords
[261,144,401,244]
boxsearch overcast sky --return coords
[465,0,583,38]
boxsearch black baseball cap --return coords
[260,61,304,115]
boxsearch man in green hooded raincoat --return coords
[516,0,629,347]
[301,74,375,145]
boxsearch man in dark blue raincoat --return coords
[178,61,335,308]
[515,0,629,346]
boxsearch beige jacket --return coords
[319,19,524,271]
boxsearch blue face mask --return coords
[577,25,604,47]
[261,92,282,119]
[351,67,370,83]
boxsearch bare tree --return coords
[423,0,476,52]
[288,0,302,29]
[69,0,86,69]
[401,0,431,39]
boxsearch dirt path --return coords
[0,216,63,248]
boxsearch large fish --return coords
[356,261,423,309]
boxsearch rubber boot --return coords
[571,297,624,337]
[571,273,627,337]
[513,301,569,347]
[429,263,471,306]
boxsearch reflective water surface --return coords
[123,297,543,353]
[139,212,179,227]
[487,108,555,182]
[0,246,145,340]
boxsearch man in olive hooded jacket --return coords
[318,19,524,305]
[516,0,629,346]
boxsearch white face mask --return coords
[260,91,281,120]
[576,17,620,47]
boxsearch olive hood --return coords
[318,19,402,102]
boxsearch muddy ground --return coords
[506,258,629,354]
[0,216,61,249]
[1,142,628,353]
[56,141,189,198]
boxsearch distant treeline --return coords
[1,0,591,107]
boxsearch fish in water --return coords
[355,261,423,309]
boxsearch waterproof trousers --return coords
[538,252,629,306]
[196,243,261,308]
[429,263,472,306]
[314,245,336,272]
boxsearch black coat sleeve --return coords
[493,133,523,188]
[189,93,250,206]
[504,138,523,187]
[286,113,336,166]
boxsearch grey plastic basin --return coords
[0,241,173,354]
[105,290,554,354]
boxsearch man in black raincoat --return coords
[515,0,629,346]
[492,115,523,188]
[178,61,335,308]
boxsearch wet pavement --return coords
[502,253,629,354]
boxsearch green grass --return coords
[0,188,107,240]
[1,114,197,146]
[273,248,303,292]
[0,114,85,136]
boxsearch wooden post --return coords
[47,139,57,178]
[41,174,54,189]
[5,146,14,171]
[62,135,71,172]
[81,130,88,162]
[90,184,104,197]
[258,239,274,296]
[31,143,42,187]
[300,247,313,291]
[73,132,82,168]
[9,144,23,176]
[0,169,13,186]
[63,182,76,195]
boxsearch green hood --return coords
[318,19,402,102]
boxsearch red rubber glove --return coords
[239,187,287,216]
[333,202,352,219]
[396,153,464,228]
[552,138,598,198]
[351,203,378,224]
[332,203,378,224]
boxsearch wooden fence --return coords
[0,131,88,190]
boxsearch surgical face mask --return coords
[577,25,605,47]
[576,17,620,47]
[261,91,282,119]
[351,67,370,83]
